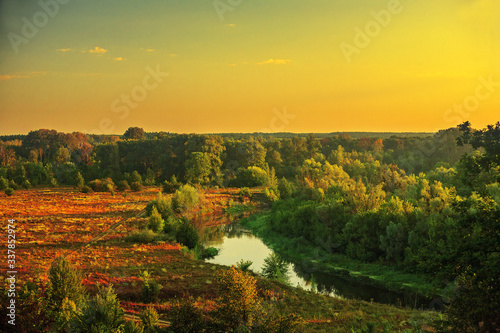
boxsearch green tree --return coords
[185,152,211,185]
[123,127,145,140]
[46,256,85,314]
[147,206,164,233]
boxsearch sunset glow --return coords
[1,0,499,134]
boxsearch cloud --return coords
[56,48,71,52]
[0,72,47,80]
[256,59,291,65]
[140,48,155,52]
[225,24,236,27]
[87,46,108,54]
[113,57,124,61]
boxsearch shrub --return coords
[264,187,280,202]
[117,180,130,191]
[22,179,32,189]
[277,177,295,199]
[88,179,102,191]
[49,177,58,187]
[233,166,268,187]
[140,306,159,332]
[148,206,165,233]
[236,259,253,272]
[65,284,125,332]
[80,185,93,194]
[4,188,15,196]
[175,218,199,249]
[162,175,181,194]
[46,256,85,314]
[0,176,8,190]
[75,172,85,188]
[131,170,142,184]
[169,297,212,332]
[124,229,173,244]
[145,193,173,220]
[261,253,290,283]
[141,271,162,303]
[130,181,143,192]
[216,266,260,330]
[172,184,199,213]
[201,246,219,259]
[9,179,18,190]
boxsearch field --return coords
[1,187,439,332]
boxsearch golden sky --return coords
[0,0,499,135]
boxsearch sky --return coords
[0,0,499,135]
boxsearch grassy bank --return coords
[241,212,443,300]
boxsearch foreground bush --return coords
[172,184,199,213]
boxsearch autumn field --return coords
[0,187,440,332]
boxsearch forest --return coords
[1,121,499,332]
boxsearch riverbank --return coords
[241,212,443,303]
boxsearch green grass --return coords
[241,213,443,298]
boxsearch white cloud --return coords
[256,59,291,65]
[87,46,108,54]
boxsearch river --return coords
[201,216,431,309]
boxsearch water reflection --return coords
[202,219,431,309]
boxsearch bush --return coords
[124,229,172,243]
[22,179,32,189]
[141,271,162,303]
[277,177,295,199]
[140,306,159,332]
[75,172,85,188]
[9,179,18,190]
[46,256,85,313]
[201,247,219,259]
[117,180,130,191]
[80,185,93,193]
[162,175,181,194]
[88,178,115,192]
[131,170,142,184]
[172,184,199,213]
[65,284,125,332]
[0,176,8,190]
[175,218,199,249]
[148,206,165,233]
[236,259,253,272]
[4,188,15,196]
[169,297,212,332]
[264,187,280,202]
[261,253,290,283]
[216,266,260,330]
[233,166,268,187]
[49,177,58,187]
[145,193,173,220]
[130,181,143,192]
